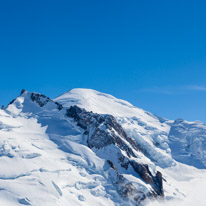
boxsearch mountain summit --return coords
[0,88,206,206]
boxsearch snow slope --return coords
[0,88,205,206]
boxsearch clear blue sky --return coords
[0,0,206,122]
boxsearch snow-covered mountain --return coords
[0,88,206,206]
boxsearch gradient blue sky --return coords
[0,0,206,122]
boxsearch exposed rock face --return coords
[118,180,146,205]
[30,92,63,110]
[107,160,118,172]
[154,171,164,196]
[66,105,164,202]
[20,88,26,95]
[8,98,16,106]
[107,160,146,206]
[30,93,50,107]
[131,162,164,196]
[66,105,142,157]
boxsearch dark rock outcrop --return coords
[131,161,164,196]
[30,92,63,110]
[20,88,26,95]
[66,105,142,157]
[8,98,16,106]
[107,160,147,206]
[30,93,50,107]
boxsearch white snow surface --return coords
[0,88,205,206]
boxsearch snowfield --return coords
[0,88,205,206]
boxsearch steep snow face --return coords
[169,119,206,169]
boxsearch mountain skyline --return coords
[1,86,206,124]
